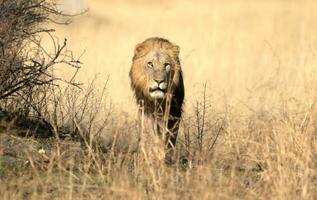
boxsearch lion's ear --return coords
[172,45,180,56]
[134,44,147,59]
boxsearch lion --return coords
[129,37,185,162]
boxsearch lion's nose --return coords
[154,79,164,84]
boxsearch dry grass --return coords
[2,0,317,199]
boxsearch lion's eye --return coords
[147,62,154,68]
[165,63,171,71]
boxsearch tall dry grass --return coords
[2,0,317,199]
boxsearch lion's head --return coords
[129,37,183,109]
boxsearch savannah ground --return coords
[2,0,317,199]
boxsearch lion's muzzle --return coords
[149,80,168,99]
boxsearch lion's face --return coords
[141,50,174,99]
[130,38,180,101]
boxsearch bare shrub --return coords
[178,83,226,164]
[0,0,82,117]
[0,0,85,138]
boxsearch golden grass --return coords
[2,0,317,199]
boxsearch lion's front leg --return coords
[164,117,180,164]
[148,114,162,137]
[165,118,179,148]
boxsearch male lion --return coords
[129,37,184,161]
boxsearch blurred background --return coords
[55,0,317,113]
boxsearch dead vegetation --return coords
[2,79,317,199]
[1,0,317,199]
[0,0,82,127]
